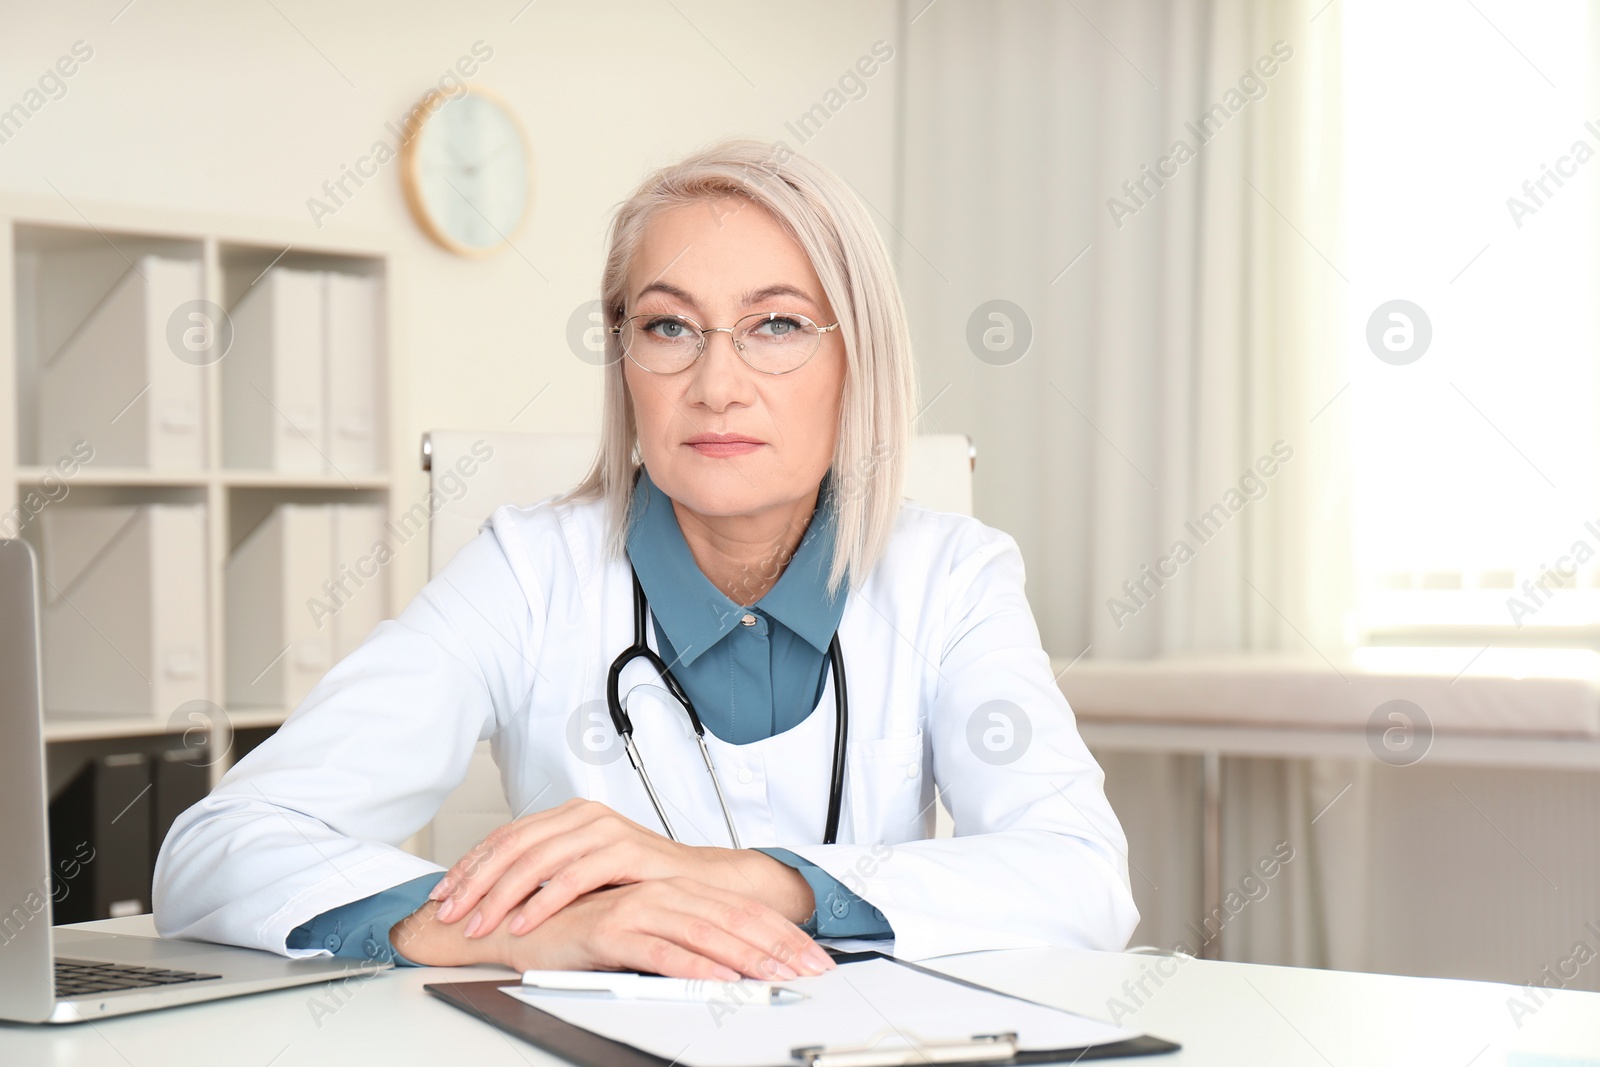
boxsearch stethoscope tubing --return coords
[823,632,846,844]
[606,566,847,846]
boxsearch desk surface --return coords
[4,917,1597,1066]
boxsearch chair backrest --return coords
[422,431,975,578]
[417,430,973,863]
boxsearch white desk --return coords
[4,916,1597,1065]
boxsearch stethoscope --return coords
[605,566,849,848]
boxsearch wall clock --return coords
[401,86,532,257]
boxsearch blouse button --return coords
[737,768,754,785]
[740,613,757,626]
[323,933,342,952]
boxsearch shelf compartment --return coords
[219,244,387,477]
[15,223,208,469]
[34,500,210,721]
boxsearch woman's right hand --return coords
[395,876,835,980]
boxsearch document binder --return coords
[226,504,333,709]
[426,952,1179,1065]
[329,503,387,659]
[48,751,153,923]
[38,504,209,718]
[150,746,209,874]
[324,272,381,473]
[224,267,325,472]
[37,255,205,469]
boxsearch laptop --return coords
[0,538,385,1024]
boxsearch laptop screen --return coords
[0,538,58,1021]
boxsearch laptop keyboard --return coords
[55,957,223,998]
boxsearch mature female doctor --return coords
[154,138,1138,980]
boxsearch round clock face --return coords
[406,89,531,255]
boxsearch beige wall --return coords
[0,0,903,602]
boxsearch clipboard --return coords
[424,951,1180,1066]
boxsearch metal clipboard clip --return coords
[792,1030,1020,1067]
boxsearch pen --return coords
[520,971,807,1004]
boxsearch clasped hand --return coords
[427,798,833,979]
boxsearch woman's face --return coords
[621,195,846,521]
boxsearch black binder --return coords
[47,751,153,923]
[425,951,1180,1065]
[150,746,210,865]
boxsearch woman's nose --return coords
[686,328,751,407]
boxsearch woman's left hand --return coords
[430,798,808,937]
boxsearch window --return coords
[1343,0,1598,640]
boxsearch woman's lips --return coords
[686,440,762,457]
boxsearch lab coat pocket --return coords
[847,730,927,846]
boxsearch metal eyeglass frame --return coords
[608,310,841,375]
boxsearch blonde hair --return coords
[561,137,919,597]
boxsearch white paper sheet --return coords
[498,957,1135,1067]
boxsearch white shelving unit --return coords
[0,193,404,785]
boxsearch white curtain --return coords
[892,0,1359,966]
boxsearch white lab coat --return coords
[153,494,1138,962]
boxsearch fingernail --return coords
[804,945,835,972]
[463,913,482,938]
[429,879,452,901]
[508,915,528,936]
[763,958,799,980]
[713,964,741,982]
[435,898,456,922]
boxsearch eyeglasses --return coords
[609,311,840,375]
